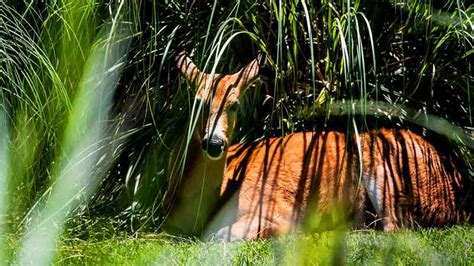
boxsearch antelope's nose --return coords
[202,137,226,159]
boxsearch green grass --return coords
[46,226,474,265]
[1,1,472,264]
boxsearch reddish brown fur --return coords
[165,52,472,241]
[164,52,261,235]
[205,130,470,240]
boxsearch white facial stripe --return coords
[205,111,228,141]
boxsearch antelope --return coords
[164,52,473,241]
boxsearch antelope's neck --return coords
[166,129,227,236]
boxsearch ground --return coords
[52,226,473,265]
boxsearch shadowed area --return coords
[204,129,472,240]
[167,52,472,241]
[163,52,264,236]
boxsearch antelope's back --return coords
[358,128,473,227]
[221,129,472,232]
[222,131,363,233]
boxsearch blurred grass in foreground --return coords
[1,0,472,264]
[46,226,473,265]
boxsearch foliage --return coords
[40,226,474,264]
[0,0,472,263]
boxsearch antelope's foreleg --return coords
[210,214,289,241]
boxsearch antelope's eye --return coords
[228,100,240,112]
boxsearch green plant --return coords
[0,0,472,263]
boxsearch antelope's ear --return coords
[242,55,261,80]
[237,53,267,89]
[257,53,272,80]
[176,51,202,85]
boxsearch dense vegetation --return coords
[0,0,472,263]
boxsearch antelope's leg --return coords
[360,132,402,231]
[203,190,290,241]
[362,172,399,231]
[210,214,285,241]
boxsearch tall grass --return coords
[0,76,8,261]
[1,0,133,263]
[0,0,472,263]
[17,24,131,265]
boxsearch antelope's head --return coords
[177,52,263,160]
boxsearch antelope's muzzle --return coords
[201,137,226,160]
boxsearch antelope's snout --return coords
[202,136,227,160]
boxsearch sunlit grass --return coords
[45,226,474,265]
[16,26,131,265]
[1,1,132,264]
[0,0,472,264]
[0,87,8,261]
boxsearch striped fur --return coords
[166,52,472,241]
[203,130,472,240]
